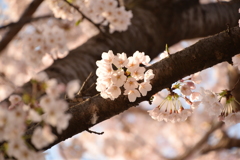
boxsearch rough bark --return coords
[25,26,240,151]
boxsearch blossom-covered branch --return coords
[0,14,53,30]
[61,0,103,33]
[25,26,240,151]
[0,0,44,54]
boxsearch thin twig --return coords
[0,15,53,30]
[77,72,94,95]
[81,83,96,95]
[0,0,44,54]
[230,77,240,91]
[86,129,104,135]
[62,0,104,34]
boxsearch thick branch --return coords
[25,26,240,151]
[0,0,43,54]
[35,1,240,86]
[162,1,240,45]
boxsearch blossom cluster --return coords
[46,0,133,33]
[0,72,80,160]
[46,0,80,21]
[148,74,202,123]
[96,50,154,102]
[200,88,240,127]
[22,25,68,68]
[148,70,240,126]
[148,93,192,123]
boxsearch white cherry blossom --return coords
[66,79,80,99]
[148,93,192,123]
[139,82,152,96]
[31,126,56,149]
[111,70,126,87]
[126,56,140,72]
[107,85,121,100]
[133,51,150,65]
[223,112,240,127]
[124,89,141,102]
[113,52,128,68]
[9,95,22,105]
[102,50,115,64]
[96,50,154,101]
[144,69,154,82]
[131,67,145,80]
[180,84,192,96]
[124,77,138,89]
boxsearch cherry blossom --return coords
[191,72,202,84]
[21,25,68,68]
[96,50,154,102]
[180,84,192,96]
[144,69,155,82]
[47,0,132,33]
[113,52,129,68]
[139,82,152,96]
[66,79,80,99]
[148,93,192,123]
[32,126,56,149]
[111,70,126,87]
[124,77,139,89]
[223,112,240,127]
[9,95,22,105]
[107,85,121,100]
[124,89,141,102]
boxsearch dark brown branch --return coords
[86,129,104,135]
[0,14,53,30]
[25,26,240,151]
[163,1,240,45]
[0,0,43,54]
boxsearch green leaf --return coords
[22,93,31,104]
[165,44,169,54]
[75,19,82,26]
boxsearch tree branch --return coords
[201,129,240,154]
[62,0,103,33]
[169,122,224,160]
[0,0,43,54]
[25,26,240,151]
[0,14,53,30]
[161,1,240,45]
